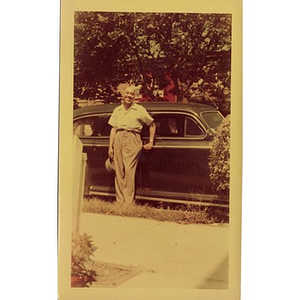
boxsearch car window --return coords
[201,112,223,129]
[100,117,112,136]
[73,115,111,137]
[144,113,204,138]
[185,117,205,136]
[73,116,100,136]
[151,114,184,137]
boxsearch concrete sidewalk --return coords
[80,212,229,289]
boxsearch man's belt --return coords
[116,128,141,134]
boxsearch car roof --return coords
[73,102,219,118]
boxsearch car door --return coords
[139,112,213,199]
[73,114,114,194]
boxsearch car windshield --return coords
[201,112,223,129]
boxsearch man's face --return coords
[123,87,135,105]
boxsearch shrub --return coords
[71,232,98,287]
[208,115,230,197]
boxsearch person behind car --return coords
[108,86,156,203]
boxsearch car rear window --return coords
[201,112,223,129]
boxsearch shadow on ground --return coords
[198,256,229,289]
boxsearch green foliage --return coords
[208,116,230,197]
[74,12,231,115]
[71,232,98,287]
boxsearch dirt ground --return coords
[90,261,142,288]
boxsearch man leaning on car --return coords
[108,86,156,203]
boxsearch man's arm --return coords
[143,122,156,151]
[108,127,116,159]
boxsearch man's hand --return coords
[143,142,153,151]
[146,122,155,151]
[108,147,114,159]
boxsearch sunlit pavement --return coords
[80,212,229,289]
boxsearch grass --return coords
[82,197,229,225]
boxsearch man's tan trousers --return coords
[113,130,142,203]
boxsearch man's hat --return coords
[105,158,115,173]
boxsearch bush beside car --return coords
[208,115,230,197]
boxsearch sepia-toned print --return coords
[71,11,232,289]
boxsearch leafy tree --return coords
[74,12,231,115]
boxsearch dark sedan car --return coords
[73,102,228,207]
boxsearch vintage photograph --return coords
[58,1,242,299]
[72,11,230,288]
